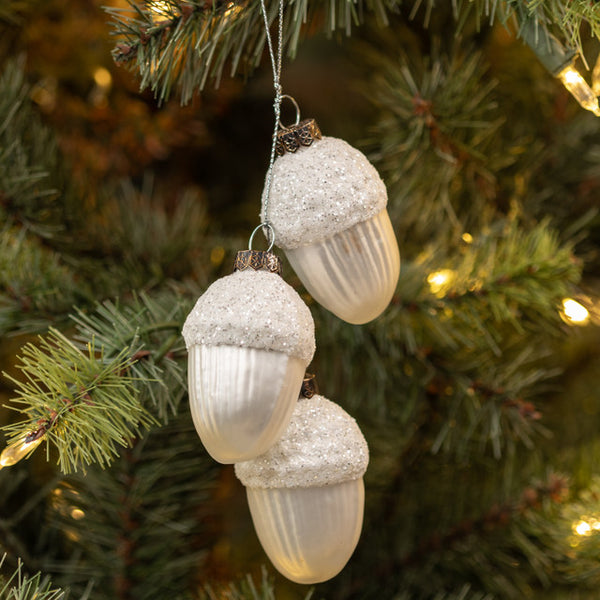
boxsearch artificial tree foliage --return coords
[1,0,600,598]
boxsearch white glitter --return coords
[261,136,388,249]
[235,395,369,489]
[182,270,315,363]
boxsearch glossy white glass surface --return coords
[285,210,400,324]
[188,345,305,463]
[246,479,365,584]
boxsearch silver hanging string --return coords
[256,0,284,249]
[249,222,275,252]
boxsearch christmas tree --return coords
[1,0,600,598]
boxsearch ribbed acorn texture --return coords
[182,270,315,463]
[262,136,400,324]
[235,395,368,583]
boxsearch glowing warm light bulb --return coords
[461,232,473,244]
[557,67,600,116]
[561,298,590,325]
[427,269,455,296]
[574,520,592,536]
[593,53,600,97]
[93,67,112,91]
[0,435,43,468]
[70,508,85,520]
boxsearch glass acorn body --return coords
[182,252,315,464]
[263,129,400,324]
[235,394,369,584]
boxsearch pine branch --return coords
[382,473,600,597]
[106,0,600,108]
[0,465,64,575]
[366,42,505,244]
[107,0,398,103]
[0,226,84,336]
[89,179,210,290]
[108,0,267,103]
[390,220,581,354]
[394,584,495,600]
[0,555,66,600]
[521,116,600,271]
[71,291,192,422]
[0,58,80,240]
[400,222,579,458]
[314,221,580,462]
[357,472,600,598]
[414,0,600,59]
[424,341,554,460]
[45,416,217,600]
[1,329,157,474]
[201,566,314,600]
[399,474,569,569]
[516,0,600,58]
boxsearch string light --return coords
[427,269,455,296]
[592,53,600,98]
[461,233,473,244]
[70,508,85,520]
[573,517,600,536]
[574,520,592,536]
[0,435,44,469]
[90,67,113,108]
[93,67,112,91]
[561,298,590,325]
[519,17,600,117]
[556,66,600,117]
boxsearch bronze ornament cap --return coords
[233,250,282,275]
[300,373,318,399]
[276,118,322,156]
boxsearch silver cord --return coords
[249,222,275,252]
[256,0,284,248]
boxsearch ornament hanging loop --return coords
[278,94,301,129]
[248,222,275,252]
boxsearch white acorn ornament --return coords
[182,250,315,464]
[262,117,400,325]
[235,378,369,584]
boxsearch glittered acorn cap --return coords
[182,263,315,364]
[235,395,369,489]
[261,135,388,250]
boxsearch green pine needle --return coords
[367,43,504,243]
[0,226,81,336]
[387,220,581,357]
[201,566,314,600]
[0,58,80,238]
[395,585,495,600]
[47,416,217,599]
[71,292,191,422]
[520,0,600,58]
[107,0,600,104]
[412,1,600,59]
[0,555,65,600]
[107,0,396,103]
[1,329,158,474]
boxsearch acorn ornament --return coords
[262,111,400,325]
[182,250,315,464]
[235,379,369,584]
